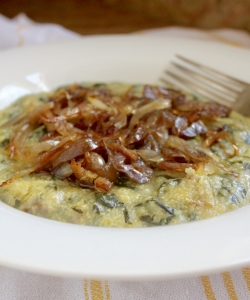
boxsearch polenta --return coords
[0,82,250,227]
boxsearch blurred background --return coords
[1,0,250,35]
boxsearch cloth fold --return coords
[1,13,250,300]
[0,13,80,50]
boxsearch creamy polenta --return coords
[0,82,250,227]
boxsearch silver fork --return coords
[160,55,250,115]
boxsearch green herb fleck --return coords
[0,138,10,148]
[39,96,49,103]
[123,208,130,224]
[244,135,250,144]
[140,214,174,226]
[158,179,180,197]
[93,202,105,213]
[244,163,250,170]
[93,83,106,88]
[95,193,124,209]
[94,193,130,224]
[230,194,239,204]
[147,198,175,215]
[72,207,83,214]
[14,199,21,208]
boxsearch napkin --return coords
[1,13,250,300]
[0,13,80,50]
[1,266,250,299]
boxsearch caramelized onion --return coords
[165,136,209,163]
[203,129,238,157]
[51,138,99,169]
[53,162,73,179]
[129,98,171,129]
[137,149,163,163]
[111,153,152,183]
[158,161,195,172]
[85,151,119,182]
[3,83,236,192]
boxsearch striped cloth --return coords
[1,266,250,299]
[1,13,250,300]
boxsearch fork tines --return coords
[160,55,250,114]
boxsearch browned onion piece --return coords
[6,102,55,158]
[172,97,231,118]
[70,159,112,192]
[94,177,112,193]
[131,158,154,177]
[70,159,85,181]
[51,138,99,169]
[162,147,190,163]
[137,149,163,163]
[85,151,119,182]
[2,102,54,129]
[52,162,73,179]
[143,85,172,100]
[107,142,138,161]
[8,123,34,158]
[140,134,160,152]
[203,129,238,157]
[125,124,148,146]
[172,116,207,138]
[174,116,188,134]
[129,98,171,129]
[158,161,195,171]
[31,138,64,157]
[111,153,152,183]
[165,136,209,163]
[204,130,233,147]
[35,139,74,172]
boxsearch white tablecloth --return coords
[1,13,250,300]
